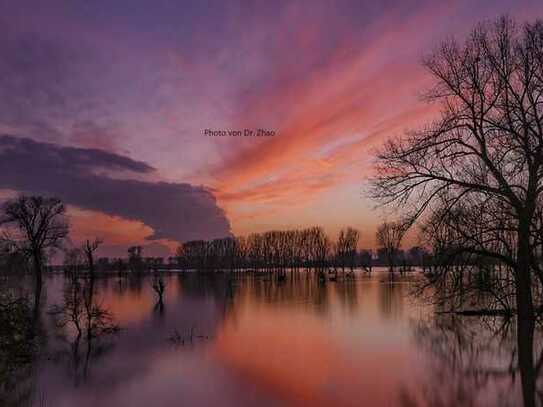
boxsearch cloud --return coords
[0,25,86,143]
[0,135,231,243]
[70,120,123,152]
[1,0,541,242]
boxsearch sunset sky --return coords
[1,0,542,257]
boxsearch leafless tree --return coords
[0,196,68,312]
[83,238,102,277]
[128,245,144,273]
[174,228,429,284]
[50,277,86,339]
[359,249,373,273]
[370,17,543,406]
[152,273,166,309]
[49,275,119,383]
[419,204,516,313]
[335,227,360,279]
[376,221,406,276]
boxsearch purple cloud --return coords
[0,135,231,242]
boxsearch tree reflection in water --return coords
[6,271,543,406]
[402,315,543,407]
[49,274,119,386]
[0,296,42,407]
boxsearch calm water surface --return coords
[14,270,536,406]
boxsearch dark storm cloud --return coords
[0,135,231,242]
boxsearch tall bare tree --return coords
[1,196,68,312]
[371,17,543,406]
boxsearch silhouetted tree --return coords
[0,196,68,313]
[339,227,360,274]
[406,246,427,267]
[359,249,373,273]
[49,276,119,384]
[83,238,102,278]
[128,245,144,273]
[376,221,405,276]
[152,274,166,309]
[371,17,543,406]
[0,238,28,275]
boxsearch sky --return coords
[0,0,542,257]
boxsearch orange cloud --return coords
[201,3,475,237]
[67,206,178,254]
[68,206,154,245]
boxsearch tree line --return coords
[173,227,435,275]
[174,227,359,274]
[0,193,438,315]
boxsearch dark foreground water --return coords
[3,269,540,407]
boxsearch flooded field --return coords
[3,269,537,407]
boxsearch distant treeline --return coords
[73,226,433,274]
[175,227,359,273]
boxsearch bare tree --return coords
[376,221,405,276]
[82,238,102,277]
[49,276,119,383]
[370,17,543,406]
[418,204,516,313]
[152,274,166,309]
[1,196,68,312]
[344,227,360,274]
[336,227,360,277]
[128,245,143,273]
[359,249,373,273]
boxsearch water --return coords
[3,269,537,406]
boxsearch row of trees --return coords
[174,227,436,274]
[175,227,360,275]
[0,194,435,285]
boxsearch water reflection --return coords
[0,296,40,406]
[0,270,540,406]
[48,274,120,387]
[405,315,543,407]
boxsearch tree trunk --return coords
[87,252,95,277]
[517,315,536,407]
[516,221,536,407]
[32,251,43,319]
